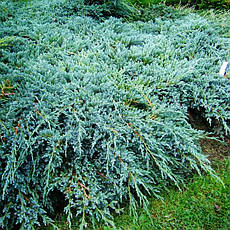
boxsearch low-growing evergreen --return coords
[0,0,229,229]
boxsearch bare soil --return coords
[188,107,230,162]
[199,137,230,161]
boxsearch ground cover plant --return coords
[94,158,230,230]
[0,0,230,229]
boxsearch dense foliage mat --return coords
[0,0,230,229]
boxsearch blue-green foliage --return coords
[0,0,230,229]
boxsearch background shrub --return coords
[128,0,230,9]
[166,0,230,9]
[65,0,138,19]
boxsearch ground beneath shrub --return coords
[199,137,230,161]
[188,108,230,161]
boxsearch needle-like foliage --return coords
[0,0,229,229]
